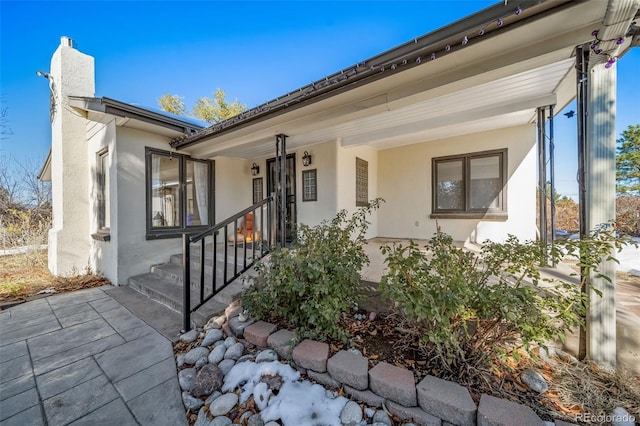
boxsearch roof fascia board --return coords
[38,147,52,181]
[68,96,204,134]
[173,0,580,149]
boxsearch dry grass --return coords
[543,357,640,424]
[0,249,109,303]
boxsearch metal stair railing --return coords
[182,195,276,331]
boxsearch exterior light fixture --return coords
[605,57,617,68]
[302,151,312,167]
[251,162,260,176]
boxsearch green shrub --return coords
[379,226,624,369]
[242,199,383,342]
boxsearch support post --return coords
[586,60,617,367]
[537,107,548,261]
[182,234,191,332]
[576,45,589,360]
[275,134,287,247]
[549,105,556,266]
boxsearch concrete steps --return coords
[127,243,263,327]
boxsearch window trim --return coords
[431,148,507,220]
[302,169,317,202]
[145,148,215,240]
[92,148,111,241]
[252,177,263,204]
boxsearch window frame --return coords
[302,169,317,202]
[92,148,111,241]
[431,148,508,220]
[252,177,263,204]
[145,148,215,239]
[355,157,368,207]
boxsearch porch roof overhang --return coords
[172,0,637,160]
[68,96,205,138]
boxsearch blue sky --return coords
[1,1,639,199]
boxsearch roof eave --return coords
[172,0,580,150]
[68,96,205,135]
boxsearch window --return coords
[252,178,263,204]
[432,149,507,218]
[94,149,110,240]
[302,169,317,201]
[146,148,214,239]
[355,157,368,206]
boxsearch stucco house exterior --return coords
[40,0,638,362]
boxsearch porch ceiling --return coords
[193,58,573,159]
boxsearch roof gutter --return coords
[172,0,580,150]
[68,96,204,135]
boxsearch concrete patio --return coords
[0,286,187,426]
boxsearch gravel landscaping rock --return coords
[373,410,392,425]
[340,400,363,425]
[182,391,204,412]
[218,359,236,376]
[209,393,238,416]
[520,368,549,393]
[180,329,199,343]
[208,344,227,364]
[223,336,237,348]
[178,367,197,391]
[184,347,210,365]
[211,416,232,426]
[201,329,224,347]
[255,349,278,363]
[191,364,224,397]
[224,342,244,360]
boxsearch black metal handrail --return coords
[183,195,276,330]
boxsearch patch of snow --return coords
[222,360,348,426]
[261,380,348,426]
[222,361,300,403]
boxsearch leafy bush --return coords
[242,199,382,342]
[379,226,624,370]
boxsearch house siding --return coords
[377,125,536,243]
[87,120,118,283]
[295,140,338,228]
[114,126,181,285]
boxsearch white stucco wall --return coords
[294,141,338,228]
[214,157,253,223]
[377,125,537,243]
[336,143,379,239]
[114,126,181,285]
[48,38,95,276]
[87,120,118,283]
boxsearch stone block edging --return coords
[253,319,560,426]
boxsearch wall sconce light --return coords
[302,151,312,166]
[251,162,260,176]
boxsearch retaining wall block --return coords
[385,401,442,426]
[327,350,369,390]
[477,394,545,426]
[368,362,417,407]
[292,339,329,373]
[244,321,277,347]
[417,375,476,426]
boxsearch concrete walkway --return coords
[0,286,187,426]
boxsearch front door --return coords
[267,154,296,242]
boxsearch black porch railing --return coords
[182,195,276,331]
